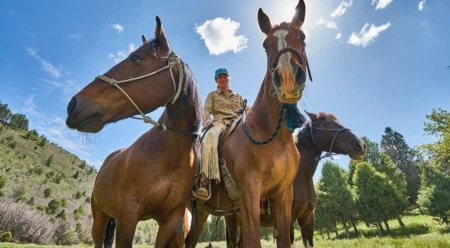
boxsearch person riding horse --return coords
[193,68,248,200]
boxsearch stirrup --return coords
[191,182,211,203]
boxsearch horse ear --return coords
[304,110,316,120]
[154,16,169,49]
[258,8,272,35]
[292,0,306,28]
[141,35,147,44]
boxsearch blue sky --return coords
[1,0,449,181]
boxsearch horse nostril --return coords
[67,97,77,116]
[295,66,306,85]
[272,70,281,87]
[355,140,366,152]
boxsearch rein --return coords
[308,122,350,161]
[242,100,286,145]
[95,55,200,137]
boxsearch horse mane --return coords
[294,112,339,145]
[171,50,203,133]
[316,112,338,121]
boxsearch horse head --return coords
[66,16,184,133]
[258,0,312,104]
[304,110,367,160]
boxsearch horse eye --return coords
[299,33,306,41]
[322,121,329,127]
[130,54,142,62]
[263,41,268,50]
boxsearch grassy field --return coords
[0,213,449,247]
[1,234,450,248]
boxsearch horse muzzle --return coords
[271,48,307,103]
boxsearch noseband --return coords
[267,47,313,82]
[95,55,200,136]
[309,122,350,161]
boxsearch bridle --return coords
[268,47,313,83]
[308,121,350,161]
[95,54,200,136]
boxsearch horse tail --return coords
[225,226,231,248]
[290,218,296,245]
[187,199,199,247]
[104,218,116,248]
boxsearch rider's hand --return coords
[203,120,211,128]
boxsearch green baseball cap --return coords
[215,68,229,79]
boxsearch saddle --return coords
[192,105,270,213]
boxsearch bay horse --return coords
[65,17,202,247]
[221,111,367,248]
[189,1,312,247]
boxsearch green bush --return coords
[0,231,12,242]
[27,196,35,206]
[8,141,17,149]
[44,187,52,198]
[0,175,5,189]
[74,191,82,199]
[45,155,54,167]
[48,198,62,214]
[72,171,80,179]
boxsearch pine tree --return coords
[381,127,421,205]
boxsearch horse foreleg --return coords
[298,213,315,248]
[270,186,294,248]
[91,198,114,248]
[224,214,239,248]
[155,207,189,248]
[237,178,262,248]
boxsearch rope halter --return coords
[95,55,184,131]
[308,121,350,161]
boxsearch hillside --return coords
[0,122,98,244]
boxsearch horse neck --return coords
[247,69,284,130]
[158,64,201,141]
[297,129,322,178]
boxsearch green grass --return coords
[2,235,450,248]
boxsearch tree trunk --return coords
[342,220,350,238]
[377,221,384,236]
[351,217,359,235]
[333,222,339,239]
[384,219,392,235]
[397,216,405,227]
[327,231,331,240]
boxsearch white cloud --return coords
[315,17,338,29]
[330,0,353,18]
[111,23,124,33]
[24,106,93,156]
[335,33,342,40]
[195,17,248,55]
[372,0,394,10]
[40,78,80,95]
[26,47,62,78]
[347,22,391,47]
[418,0,426,11]
[108,43,136,64]
[23,95,38,116]
[69,33,81,41]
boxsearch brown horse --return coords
[189,1,312,247]
[65,17,202,248]
[221,111,367,248]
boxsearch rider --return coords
[194,68,248,199]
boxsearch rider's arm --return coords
[203,92,214,126]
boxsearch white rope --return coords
[95,56,183,130]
